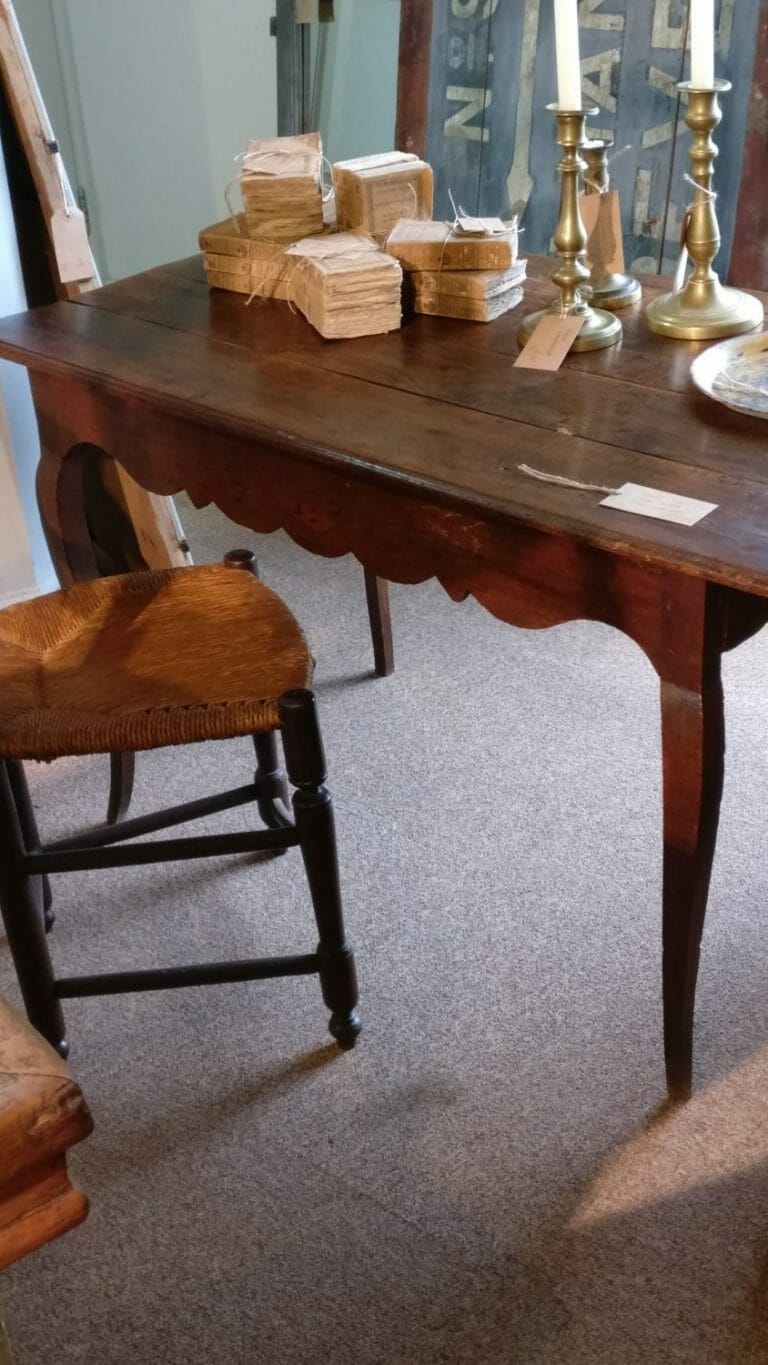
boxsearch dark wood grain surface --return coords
[0,256,767,596]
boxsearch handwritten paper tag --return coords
[579,191,625,274]
[514,313,586,370]
[600,483,717,526]
[50,207,93,284]
[454,215,508,237]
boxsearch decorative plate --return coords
[690,332,768,419]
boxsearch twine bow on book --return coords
[245,232,384,310]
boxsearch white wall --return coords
[0,142,56,607]
[312,0,401,164]
[15,0,278,281]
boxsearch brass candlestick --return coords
[646,81,763,340]
[518,105,621,353]
[581,139,641,309]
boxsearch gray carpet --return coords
[3,495,768,1364]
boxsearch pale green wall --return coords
[14,0,278,280]
[310,0,401,163]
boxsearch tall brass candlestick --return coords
[518,105,621,353]
[581,140,641,309]
[646,81,763,339]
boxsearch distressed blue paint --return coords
[423,0,760,278]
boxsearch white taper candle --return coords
[690,0,715,88]
[554,0,582,109]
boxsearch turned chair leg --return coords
[6,760,54,932]
[253,732,292,829]
[222,550,292,827]
[0,762,67,1055]
[363,570,394,677]
[279,690,360,1049]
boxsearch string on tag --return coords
[671,174,718,293]
[223,179,249,233]
[372,181,419,248]
[320,155,335,205]
[683,172,717,203]
[244,242,292,305]
[45,138,73,218]
[516,463,619,495]
[580,143,632,196]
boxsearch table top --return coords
[1,254,768,596]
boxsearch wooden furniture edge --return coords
[395,0,433,156]
[0,997,92,1271]
[730,0,768,288]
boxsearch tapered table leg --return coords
[363,570,394,677]
[659,669,725,1100]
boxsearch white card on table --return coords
[600,483,717,526]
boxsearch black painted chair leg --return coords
[0,762,67,1055]
[222,550,293,832]
[253,731,292,830]
[279,690,360,1049]
[107,751,135,825]
[6,760,54,932]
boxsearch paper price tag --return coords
[295,0,316,21]
[50,207,93,284]
[600,483,717,526]
[455,215,508,237]
[514,313,586,370]
[579,191,625,275]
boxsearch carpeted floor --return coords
[3,495,768,1363]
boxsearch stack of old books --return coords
[333,152,433,238]
[199,215,292,299]
[285,233,402,339]
[386,216,526,321]
[239,131,324,241]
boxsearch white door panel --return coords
[15,0,278,281]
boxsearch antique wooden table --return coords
[1,254,767,1099]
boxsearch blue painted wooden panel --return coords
[423,0,761,277]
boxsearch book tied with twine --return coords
[285,233,402,338]
[239,131,324,242]
[386,218,520,272]
[410,259,528,322]
[199,216,292,299]
[332,152,433,238]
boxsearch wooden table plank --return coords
[3,297,768,596]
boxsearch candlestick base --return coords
[644,80,763,342]
[517,302,622,352]
[646,278,763,340]
[590,272,642,311]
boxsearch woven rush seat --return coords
[0,556,360,1058]
[0,565,313,761]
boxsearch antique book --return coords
[239,131,324,242]
[412,258,527,301]
[411,259,527,322]
[199,217,292,298]
[413,286,524,322]
[386,218,519,272]
[285,232,403,339]
[332,152,434,238]
[199,214,255,258]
